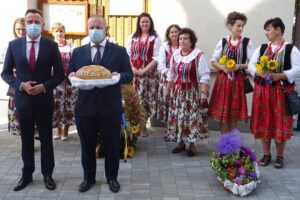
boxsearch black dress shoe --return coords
[172,144,186,153]
[107,179,120,193]
[79,180,95,192]
[13,177,32,191]
[187,150,195,157]
[44,176,56,190]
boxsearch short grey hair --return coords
[88,15,106,26]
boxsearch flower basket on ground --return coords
[210,129,260,196]
[96,84,146,160]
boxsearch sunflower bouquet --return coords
[210,129,260,196]
[255,55,279,84]
[219,55,236,80]
[96,84,146,160]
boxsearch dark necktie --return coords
[29,41,36,70]
[93,45,101,65]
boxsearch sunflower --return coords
[259,55,268,63]
[255,63,262,72]
[127,146,135,157]
[131,125,139,134]
[219,55,227,65]
[267,59,279,71]
[226,59,236,70]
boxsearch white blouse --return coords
[248,42,300,84]
[126,34,161,62]
[157,41,178,75]
[58,42,76,53]
[167,48,210,84]
[211,36,254,62]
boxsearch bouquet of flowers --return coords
[210,129,260,196]
[219,55,236,80]
[96,84,146,160]
[255,55,279,84]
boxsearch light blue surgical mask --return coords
[26,24,41,38]
[89,29,105,44]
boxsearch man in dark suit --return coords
[68,15,133,193]
[1,9,64,191]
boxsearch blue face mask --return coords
[89,29,105,44]
[26,24,41,38]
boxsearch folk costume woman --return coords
[51,23,78,141]
[208,12,254,134]
[126,12,161,137]
[248,18,300,168]
[157,24,181,141]
[3,18,26,135]
[167,28,210,157]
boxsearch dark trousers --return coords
[17,106,54,180]
[76,115,121,183]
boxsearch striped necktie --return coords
[93,45,101,65]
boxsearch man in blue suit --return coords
[68,15,133,193]
[1,9,64,191]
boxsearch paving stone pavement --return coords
[1,124,300,200]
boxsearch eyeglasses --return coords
[15,28,25,31]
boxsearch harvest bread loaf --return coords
[76,65,112,80]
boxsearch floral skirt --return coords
[208,71,248,123]
[134,70,159,119]
[8,96,38,136]
[167,84,208,143]
[8,96,20,135]
[250,81,293,142]
[53,82,78,128]
[157,74,169,123]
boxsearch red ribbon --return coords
[267,40,285,60]
[228,35,242,53]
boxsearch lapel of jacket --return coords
[22,37,30,70]
[100,41,112,67]
[84,43,93,65]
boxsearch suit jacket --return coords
[1,36,64,109]
[68,41,133,117]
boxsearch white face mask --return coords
[26,24,41,38]
[89,29,105,44]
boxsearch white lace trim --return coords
[173,48,202,63]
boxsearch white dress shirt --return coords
[90,39,106,62]
[20,35,44,92]
[26,35,41,62]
